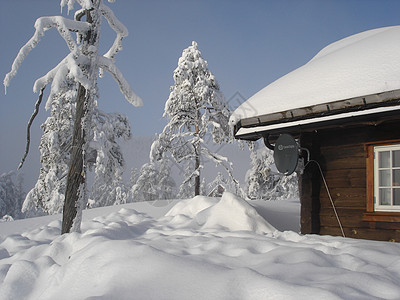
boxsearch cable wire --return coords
[305,160,346,238]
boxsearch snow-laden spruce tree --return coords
[246,142,273,200]
[0,171,25,219]
[89,110,131,207]
[245,142,298,200]
[151,41,238,198]
[4,0,142,234]
[22,79,132,215]
[23,92,131,215]
[131,159,176,202]
[22,82,76,216]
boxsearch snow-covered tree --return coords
[129,168,138,188]
[4,0,142,233]
[131,159,176,202]
[89,110,131,207]
[0,171,25,219]
[245,142,298,200]
[22,89,131,215]
[23,85,76,216]
[151,41,237,197]
[275,172,299,200]
[246,142,268,200]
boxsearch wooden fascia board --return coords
[238,89,400,130]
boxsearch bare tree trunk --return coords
[61,5,99,234]
[194,124,200,196]
[62,84,87,234]
[194,151,200,196]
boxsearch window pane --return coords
[393,170,400,186]
[379,170,391,186]
[394,189,400,206]
[379,188,391,205]
[379,151,390,168]
[393,150,400,167]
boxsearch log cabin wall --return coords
[299,120,400,241]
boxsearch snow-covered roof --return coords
[230,26,400,136]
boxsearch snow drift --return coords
[0,193,399,299]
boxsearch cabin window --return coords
[364,141,400,222]
[373,145,400,212]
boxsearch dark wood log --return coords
[320,226,400,242]
[322,168,366,189]
[319,187,366,208]
[319,207,364,227]
[323,156,365,170]
[299,132,321,234]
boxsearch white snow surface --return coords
[230,26,400,125]
[0,192,399,299]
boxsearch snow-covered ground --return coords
[0,193,399,300]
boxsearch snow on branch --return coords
[4,16,90,91]
[97,56,143,107]
[33,53,90,109]
[36,16,90,53]
[60,0,75,14]
[202,147,238,185]
[201,147,229,165]
[100,2,128,61]
[60,0,93,14]
[61,0,117,13]
[181,165,203,185]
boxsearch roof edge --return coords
[234,104,400,140]
[237,89,400,131]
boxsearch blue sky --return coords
[2,0,400,186]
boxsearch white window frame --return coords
[374,144,400,212]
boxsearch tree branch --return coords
[97,56,143,106]
[100,2,128,61]
[4,16,90,90]
[18,86,46,170]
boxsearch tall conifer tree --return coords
[151,41,237,197]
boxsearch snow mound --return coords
[0,198,400,299]
[165,195,218,218]
[165,192,276,234]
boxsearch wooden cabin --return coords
[230,26,400,242]
[208,184,226,197]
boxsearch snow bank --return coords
[231,25,400,125]
[0,195,399,299]
[165,192,276,234]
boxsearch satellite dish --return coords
[273,134,299,175]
